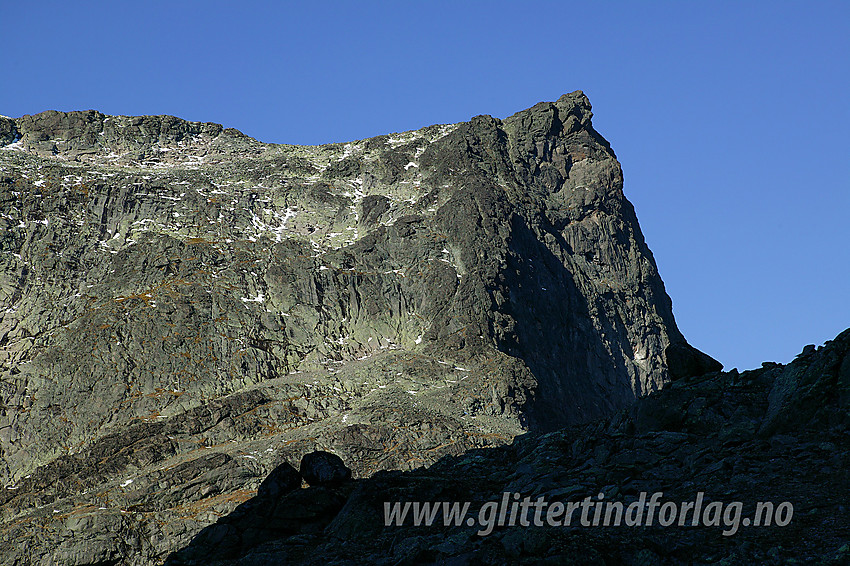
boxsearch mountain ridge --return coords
[0,92,722,564]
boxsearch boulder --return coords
[257,461,302,500]
[299,451,352,487]
[664,341,723,379]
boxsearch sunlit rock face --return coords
[0,92,706,563]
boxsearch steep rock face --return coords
[0,93,707,563]
[430,97,688,426]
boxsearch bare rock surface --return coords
[168,328,850,565]
[0,93,706,564]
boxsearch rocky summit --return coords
[0,92,726,564]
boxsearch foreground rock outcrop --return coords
[0,93,714,563]
[168,328,850,565]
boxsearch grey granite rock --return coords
[0,92,711,564]
[299,451,351,486]
[665,341,723,380]
[0,116,17,146]
[256,461,301,500]
[169,327,850,565]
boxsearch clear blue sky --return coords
[2,1,848,371]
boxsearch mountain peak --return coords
[0,94,719,562]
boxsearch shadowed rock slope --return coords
[168,328,850,565]
[0,93,714,564]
